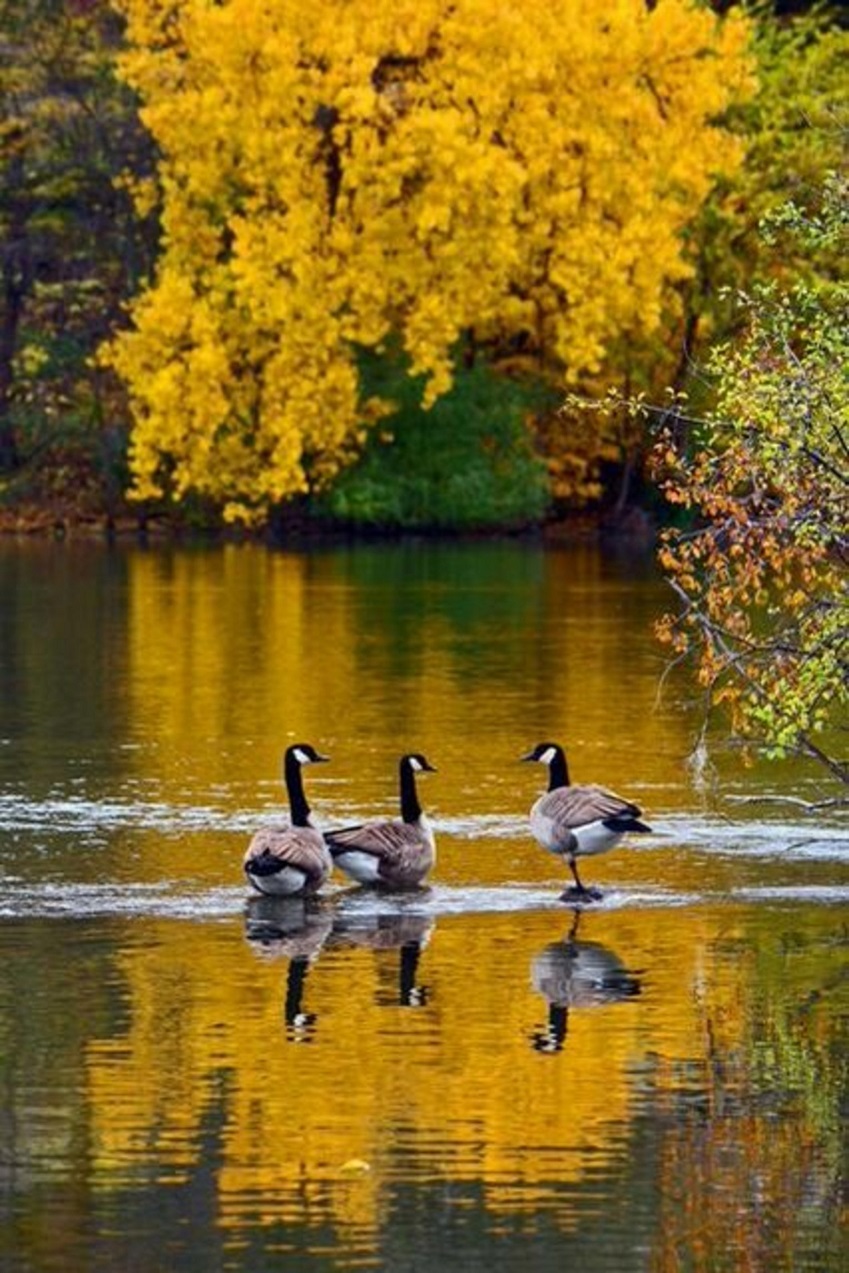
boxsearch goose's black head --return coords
[520,742,565,766]
[401,753,437,774]
[286,743,330,766]
[520,742,569,790]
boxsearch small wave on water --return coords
[2,792,845,858]
[0,878,247,920]
[0,797,538,843]
[326,883,704,918]
[0,793,257,835]
[654,813,849,862]
[329,881,849,918]
[0,877,846,922]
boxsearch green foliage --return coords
[315,358,552,530]
[676,2,847,354]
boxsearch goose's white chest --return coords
[530,799,575,855]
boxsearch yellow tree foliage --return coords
[105,0,752,523]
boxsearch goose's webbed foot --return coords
[558,884,604,904]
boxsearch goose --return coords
[521,741,651,900]
[325,753,437,889]
[244,744,332,896]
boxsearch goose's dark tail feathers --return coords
[604,816,653,834]
[245,850,283,877]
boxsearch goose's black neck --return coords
[548,748,571,792]
[285,752,312,827]
[399,759,423,823]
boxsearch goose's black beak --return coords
[519,750,536,763]
[314,753,331,764]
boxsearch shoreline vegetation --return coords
[1,3,844,548]
[0,485,654,547]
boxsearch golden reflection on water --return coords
[0,540,845,1270]
[73,899,844,1267]
[121,542,691,813]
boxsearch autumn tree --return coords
[105,0,751,524]
[0,0,156,499]
[655,175,848,794]
[548,3,848,518]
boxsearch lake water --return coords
[0,538,845,1271]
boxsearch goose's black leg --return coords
[559,857,603,903]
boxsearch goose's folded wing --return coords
[325,820,420,866]
[542,785,642,829]
[245,827,328,873]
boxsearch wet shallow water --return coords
[0,539,846,1271]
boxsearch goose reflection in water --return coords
[530,914,642,1053]
[329,910,435,1007]
[244,895,334,1041]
